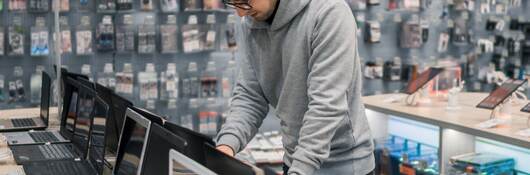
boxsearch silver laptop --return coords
[113,108,152,175]
[169,149,217,175]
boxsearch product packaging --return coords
[96,15,115,52]
[183,62,200,98]
[116,63,134,96]
[76,16,93,55]
[140,0,153,11]
[184,0,200,11]
[0,75,4,102]
[117,0,132,10]
[138,15,156,54]
[160,15,178,54]
[31,17,49,56]
[97,63,116,88]
[30,66,44,104]
[97,0,115,12]
[28,0,48,12]
[220,14,237,51]
[161,0,178,12]
[200,61,218,98]
[9,16,25,56]
[182,15,202,53]
[59,16,72,54]
[9,0,26,11]
[116,14,135,53]
[203,14,217,50]
[203,0,222,10]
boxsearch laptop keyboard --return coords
[38,144,74,159]
[12,118,36,127]
[29,132,60,143]
[48,161,86,174]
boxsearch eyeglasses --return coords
[223,0,252,10]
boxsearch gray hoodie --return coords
[216,0,375,174]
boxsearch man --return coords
[216,0,375,174]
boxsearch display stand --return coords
[477,89,526,129]
[405,85,429,106]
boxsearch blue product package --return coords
[450,153,515,175]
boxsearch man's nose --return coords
[236,8,248,17]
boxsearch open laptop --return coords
[204,143,265,175]
[168,149,217,175]
[21,96,109,175]
[11,78,96,164]
[104,92,134,170]
[140,123,188,175]
[113,108,152,175]
[0,72,52,132]
[5,74,88,145]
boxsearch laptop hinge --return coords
[44,142,51,145]
[75,158,81,161]
[29,129,35,132]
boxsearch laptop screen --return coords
[169,149,216,175]
[72,84,96,159]
[89,97,110,174]
[108,94,133,156]
[141,123,187,175]
[40,72,51,125]
[114,108,151,175]
[65,91,79,133]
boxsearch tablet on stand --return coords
[403,67,445,106]
[476,79,527,129]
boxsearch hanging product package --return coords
[400,17,423,48]
[201,61,219,98]
[182,15,202,53]
[221,14,237,51]
[13,66,25,102]
[57,0,69,11]
[9,0,26,10]
[8,16,24,56]
[203,0,222,10]
[138,15,156,54]
[203,14,217,51]
[76,16,93,55]
[160,15,178,54]
[161,0,178,12]
[184,0,200,11]
[183,62,200,98]
[116,14,135,53]
[140,0,153,11]
[452,18,469,45]
[96,15,115,52]
[30,66,44,104]
[28,0,48,12]
[97,0,115,11]
[116,0,132,10]
[31,17,49,56]
[116,63,134,96]
[59,16,72,54]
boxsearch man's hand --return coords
[216,145,235,156]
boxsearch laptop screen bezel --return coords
[71,78,97,160]
[88,96,110,174]
[59,77,82,140]
[113,108,152,175]
[40,71,52,126]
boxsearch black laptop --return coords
[140,123,187,175]
[5,72,87,146]
[11,77,96,164]
[0,72,52,132]
[21,96,109,175]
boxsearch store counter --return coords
[363,92,530,174]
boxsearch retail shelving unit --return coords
[363,92,530,174]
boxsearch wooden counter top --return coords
[362,93,530,148]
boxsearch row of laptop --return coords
[1,69,265,175]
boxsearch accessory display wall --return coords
[352,0,530,96]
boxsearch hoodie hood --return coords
[244,0,310,30]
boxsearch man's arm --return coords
[216,49,270,154]
[288,2,358,175]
